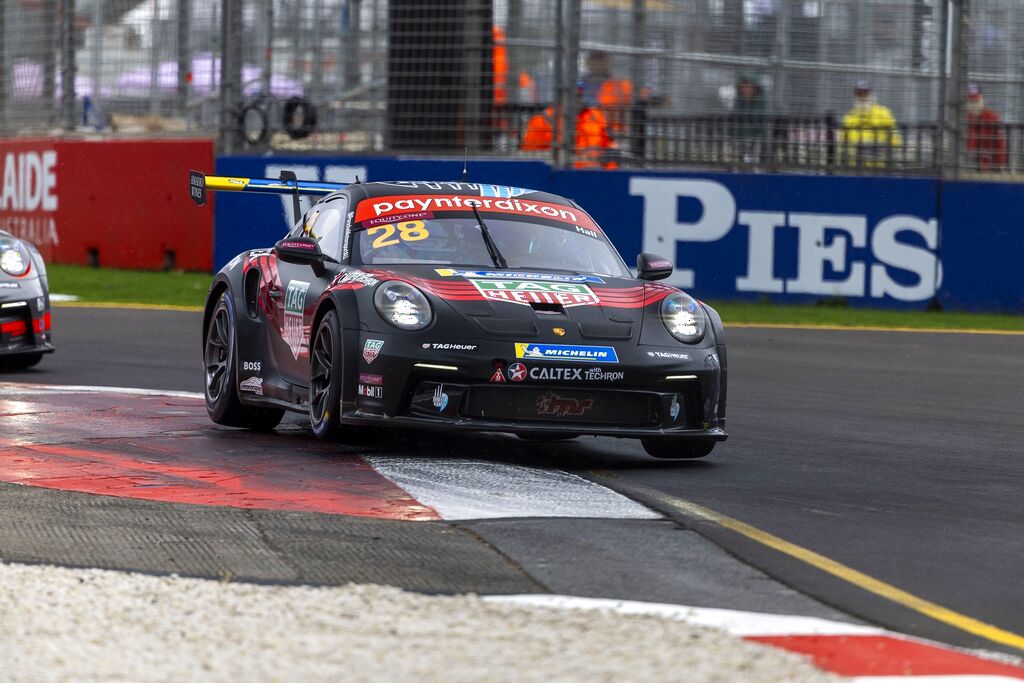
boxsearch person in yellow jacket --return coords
[841,81,902,168]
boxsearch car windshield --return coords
[352,213,630,278]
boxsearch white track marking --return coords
[0,382,203,399]
[48,293,79,302]
[363,456,660,521]
[485,595,880,636]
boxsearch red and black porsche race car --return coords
[191,172,726,458]
[0,230,53,370]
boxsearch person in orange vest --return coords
[520,82,618,169]
[493,25,537,106]
[581,51,633,135]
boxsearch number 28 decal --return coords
[368,220,430,249]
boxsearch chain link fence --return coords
[1,0,1022,177]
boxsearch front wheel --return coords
[204,292,283,431]
[309,310,346,441]
[641,437,717,460]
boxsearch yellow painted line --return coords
[593,474,1024,652]
[729,322,1024,336]
[53,301,203,312]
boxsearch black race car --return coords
[192,173,726,458]
[0,230,53,370]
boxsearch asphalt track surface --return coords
[5,306,1024,656]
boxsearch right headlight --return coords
[0,238,30,277]
[373,281,433,331]
[660,292,706,343]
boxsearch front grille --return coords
[462,386,659,426]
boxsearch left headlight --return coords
[0,239,30,277]
[373,281,433,331]
[660,292,706,344]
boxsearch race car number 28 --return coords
[368,220,430,249]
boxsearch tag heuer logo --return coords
[283,280,311,360]
[363,339,384,364]
[470,280,599,307]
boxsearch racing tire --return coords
[515,433,581,442]
[309,310,346,441]
[0,352,44,371]
[204,292,284,431]
[641,437,716,460]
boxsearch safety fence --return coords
[2,0,1024,178]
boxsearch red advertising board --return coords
[0,138,214,271]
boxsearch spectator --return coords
[580,51,633,135]
[840,81,902,168]
[521,83,618,169]
[966,84,1007,172]
[492,25,537,106]
[731,73,766,164]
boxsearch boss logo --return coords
[243,361,262,371]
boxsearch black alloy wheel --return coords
[204,292,283,430]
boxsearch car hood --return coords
[363,265,678,341]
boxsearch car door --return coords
[263,196,348,389]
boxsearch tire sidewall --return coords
[206,292,239,421]
[310,309,343,440]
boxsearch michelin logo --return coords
[515,343,619,364]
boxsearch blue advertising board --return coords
[214,155,1024,312]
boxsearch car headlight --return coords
[0,239,30,277]
[373,281,433,331]
[661,292,706,343]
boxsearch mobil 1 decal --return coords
[471,279,599,307]
[283,280,311,360]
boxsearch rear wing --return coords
[189,170,348,223]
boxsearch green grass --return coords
[47,264,211,308]
[710,300,1024,332]
[45,265,1024,331]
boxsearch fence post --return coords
[219,0,244,153]
[60,0,76,130]
[558,0,580,169]
[176,0,191,123]
[43,0,56,125]
[0,0,6,136]
[629,0,645,160]
[941,0,968,178]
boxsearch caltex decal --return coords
[282,280,310,360]
[507,362,527,382]
[515,343,619,364]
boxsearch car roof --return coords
[326,181,576,208]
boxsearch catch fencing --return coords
[1,0,1023,177]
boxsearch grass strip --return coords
[46,265,1024,332]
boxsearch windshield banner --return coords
[353,194,601,233]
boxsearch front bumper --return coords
[0,283,53,357]
[342,331,726,439]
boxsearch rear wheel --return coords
[204,292,283,431]
[641,437,717,460]
[0,352,44,371]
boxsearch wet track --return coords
[4,306,1024,656]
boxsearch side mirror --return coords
[275,236,325,276]
[636,253,673,281]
